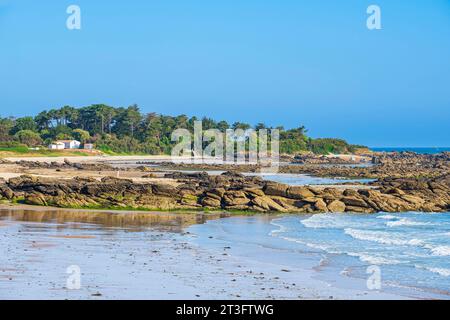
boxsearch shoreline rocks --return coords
[1,171,448,213]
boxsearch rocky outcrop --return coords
[12,159,115,171]
[2,171,449,213]
[151,152,450,180]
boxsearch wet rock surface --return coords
[1,170,448,213]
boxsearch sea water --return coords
[270,212,450,295]
[188,212,450,298]
[245,173,375,185]
[371,147,450,154]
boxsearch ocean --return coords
[188,213,450,299]
[371,147,450,154]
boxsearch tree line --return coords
[0,104,364,155]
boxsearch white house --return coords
[56,140,81,149]
[48,142,65,150]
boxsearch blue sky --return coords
[0,0,449,147]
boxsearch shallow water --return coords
[187,213,450,299]
[244,173,374,185]
[269,213,450,296]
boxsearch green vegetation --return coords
[0,104,364,155]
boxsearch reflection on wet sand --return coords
[0,208,230,231]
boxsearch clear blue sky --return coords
[1,0,449,147]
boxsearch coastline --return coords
[0,207,415,300]
[1,152,449,214]
[0,151,449,300]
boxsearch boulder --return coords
[341,196,369,208]
[152,184,178,197]
[223,191,250,206]
[286,186,315,199]
[24,193,47,206]
[243,187,265,197]
[200,196,221,208]
[263,182,288,197]
[0,186,14,200]
[343,189,359,197]
[251,196,287,212]
[314,199,328,212]
[327,200,346,213]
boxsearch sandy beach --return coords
[0,207,416,300]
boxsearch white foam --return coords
[386,218,432,227]
[430,246,450,257]
[344,228,424,247]
[425,267,450,277]
[376,214,398,220]
[278,235,332,252]
[301,214,354,229]
[269,219,289,236]
[347,252,401,265]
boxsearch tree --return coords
[113,105,142,138]
[232,122,251,131]
[10,117,37,135]
[255,123,267,130]
[14,130,43,147]
[0,117,15,142]
[72,129,91,143]
[217,121,230,132]
[35,111,52,131]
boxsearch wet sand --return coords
[0,207,410,300]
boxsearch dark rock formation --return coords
[2,170,448,213]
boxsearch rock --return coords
[341,196,368,208]
[314,199,328,212]
[25,193,47,206]
[327,200,346,213]
[224,205,251,211]
[345,205,374,213]
[301,197,321,204]
[322,188,343,200]
[400,194,425,206]
[201,196,221,208]
[209,188,226,198]
[343,189,359,197]
[286,186,315,199]
[180,194,199,206]
[387,188,406,195]
[271,197,298,211]
[101,176,134,184]
[152,184,178,197]
[0,186,14,200]
[243,188,265,197]
[263,182,288,197]
[223,191,250,206]
[221,171,244,178]
[251,196,287,212]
